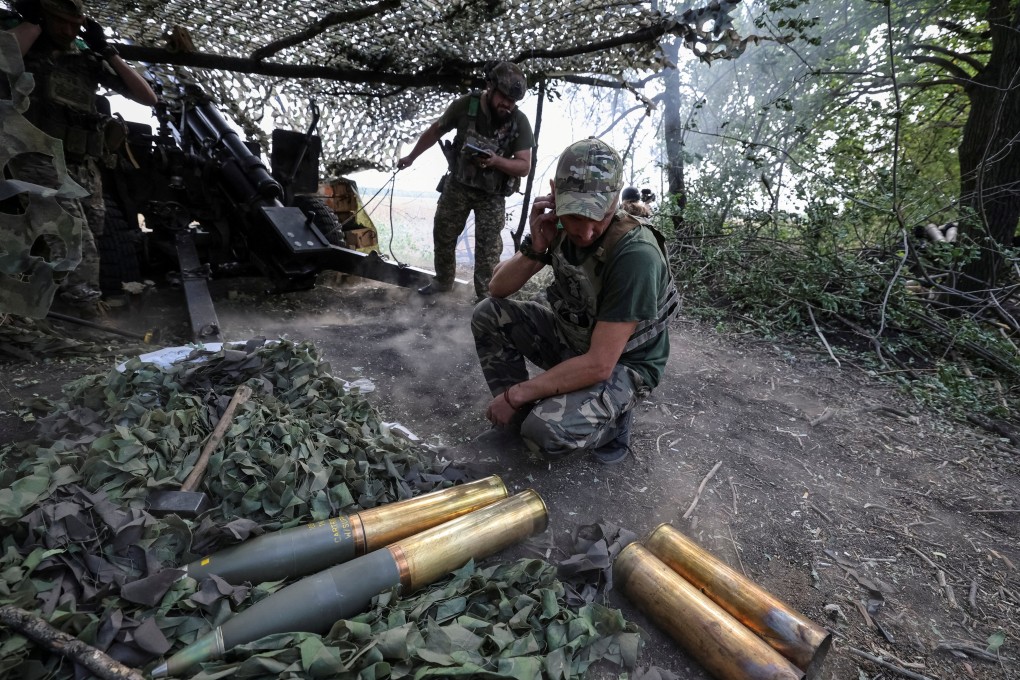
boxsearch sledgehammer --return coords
[147,384,253,517]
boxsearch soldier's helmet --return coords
[622,187,641,202]
[489,62,527,101]
[40,0,85,19]
[553,137,624,221]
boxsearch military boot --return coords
[591,410,634,465]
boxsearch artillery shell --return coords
[185,475,508,583]
[152,489,547,678]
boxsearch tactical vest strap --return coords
[452,92,519,196]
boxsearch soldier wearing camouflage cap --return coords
[471,137,680,465]
[5,0,156,309]
[398,61,534,300]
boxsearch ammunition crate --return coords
[319,180,359,214]
[344,228,377,250]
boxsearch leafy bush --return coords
[667,203,1020,421]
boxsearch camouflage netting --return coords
[0,339,642,678]
[78,0,755,173]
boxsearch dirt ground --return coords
[2,274,1018,680]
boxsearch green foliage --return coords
[670,202,1020,421]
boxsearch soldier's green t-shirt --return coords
[437,94,535,154]
[561,225,672,389]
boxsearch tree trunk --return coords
[957,0,1020,290]
[661,38,688,233]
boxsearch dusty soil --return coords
[2,275,1018,680]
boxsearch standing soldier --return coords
[398,61,534,300]
[5,0,157,309]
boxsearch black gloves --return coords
[82,17,117,57]
[12,0,42,24]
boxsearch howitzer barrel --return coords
[615,543,805,680]
[151,490,548,678]
[185,476,508,583]
[185,100,282,203]
[644,524,831,677]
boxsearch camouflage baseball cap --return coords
[40,0,85,19]
[554,137,623,220]
[490,62,527,101]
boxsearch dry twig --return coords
[726,522,747,577]
[848,647,935,680]
[807,305,841,367]
[0,605,144,680]
[808,502,832,523]
[682,460,722,520]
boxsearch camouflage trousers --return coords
[8,152,103,290]
[433,177,505,298]
[472,296,650,459]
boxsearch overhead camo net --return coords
[0,339,642,678]
[77,0,753,173]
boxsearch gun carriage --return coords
[98,79,434,341]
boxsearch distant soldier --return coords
[621,186,652,217]
[4,0,156,308]
[398,62,534,300]
[473,138,680,464]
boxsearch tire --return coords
[97,193,142,294]
[294,195,344,246]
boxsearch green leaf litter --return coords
[0,338,643,678]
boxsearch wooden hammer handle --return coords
[181,384,253,492]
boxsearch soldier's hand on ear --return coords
[82,17,113,55]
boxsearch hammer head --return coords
[147,490,211,517]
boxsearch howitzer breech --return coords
[152,489,547,678]
[615,543,805,680]
[644,524,831,677]
[185,475,508,583]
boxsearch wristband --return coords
[519,235,551,265]
[503,386,518,410]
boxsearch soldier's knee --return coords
[520,416,583,460]
[471,296,500,334]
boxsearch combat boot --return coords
[591,410,633,465]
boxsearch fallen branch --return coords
[966,413,1020,447]
[0,605,145,680]
[937,570,958,608]
[809,407,836,427]
[807,305,841,367]
[848,647,935,680]
[807,502,832,523]
[682,460,722,519]
[935,639,1005,663]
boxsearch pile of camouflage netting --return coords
[0,338,641,679]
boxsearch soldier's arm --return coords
[7,22,41,55]
[487,320,637,425]
[397,121,443,169]
[486,147,531,178]
[106,54,157,107]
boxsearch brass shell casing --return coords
[615,543,804,680]
[644,524,831,678]
[184,475,507,584]
[359,475,508,551]
[388,489,548,592]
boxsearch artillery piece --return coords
[97,78,434,341]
